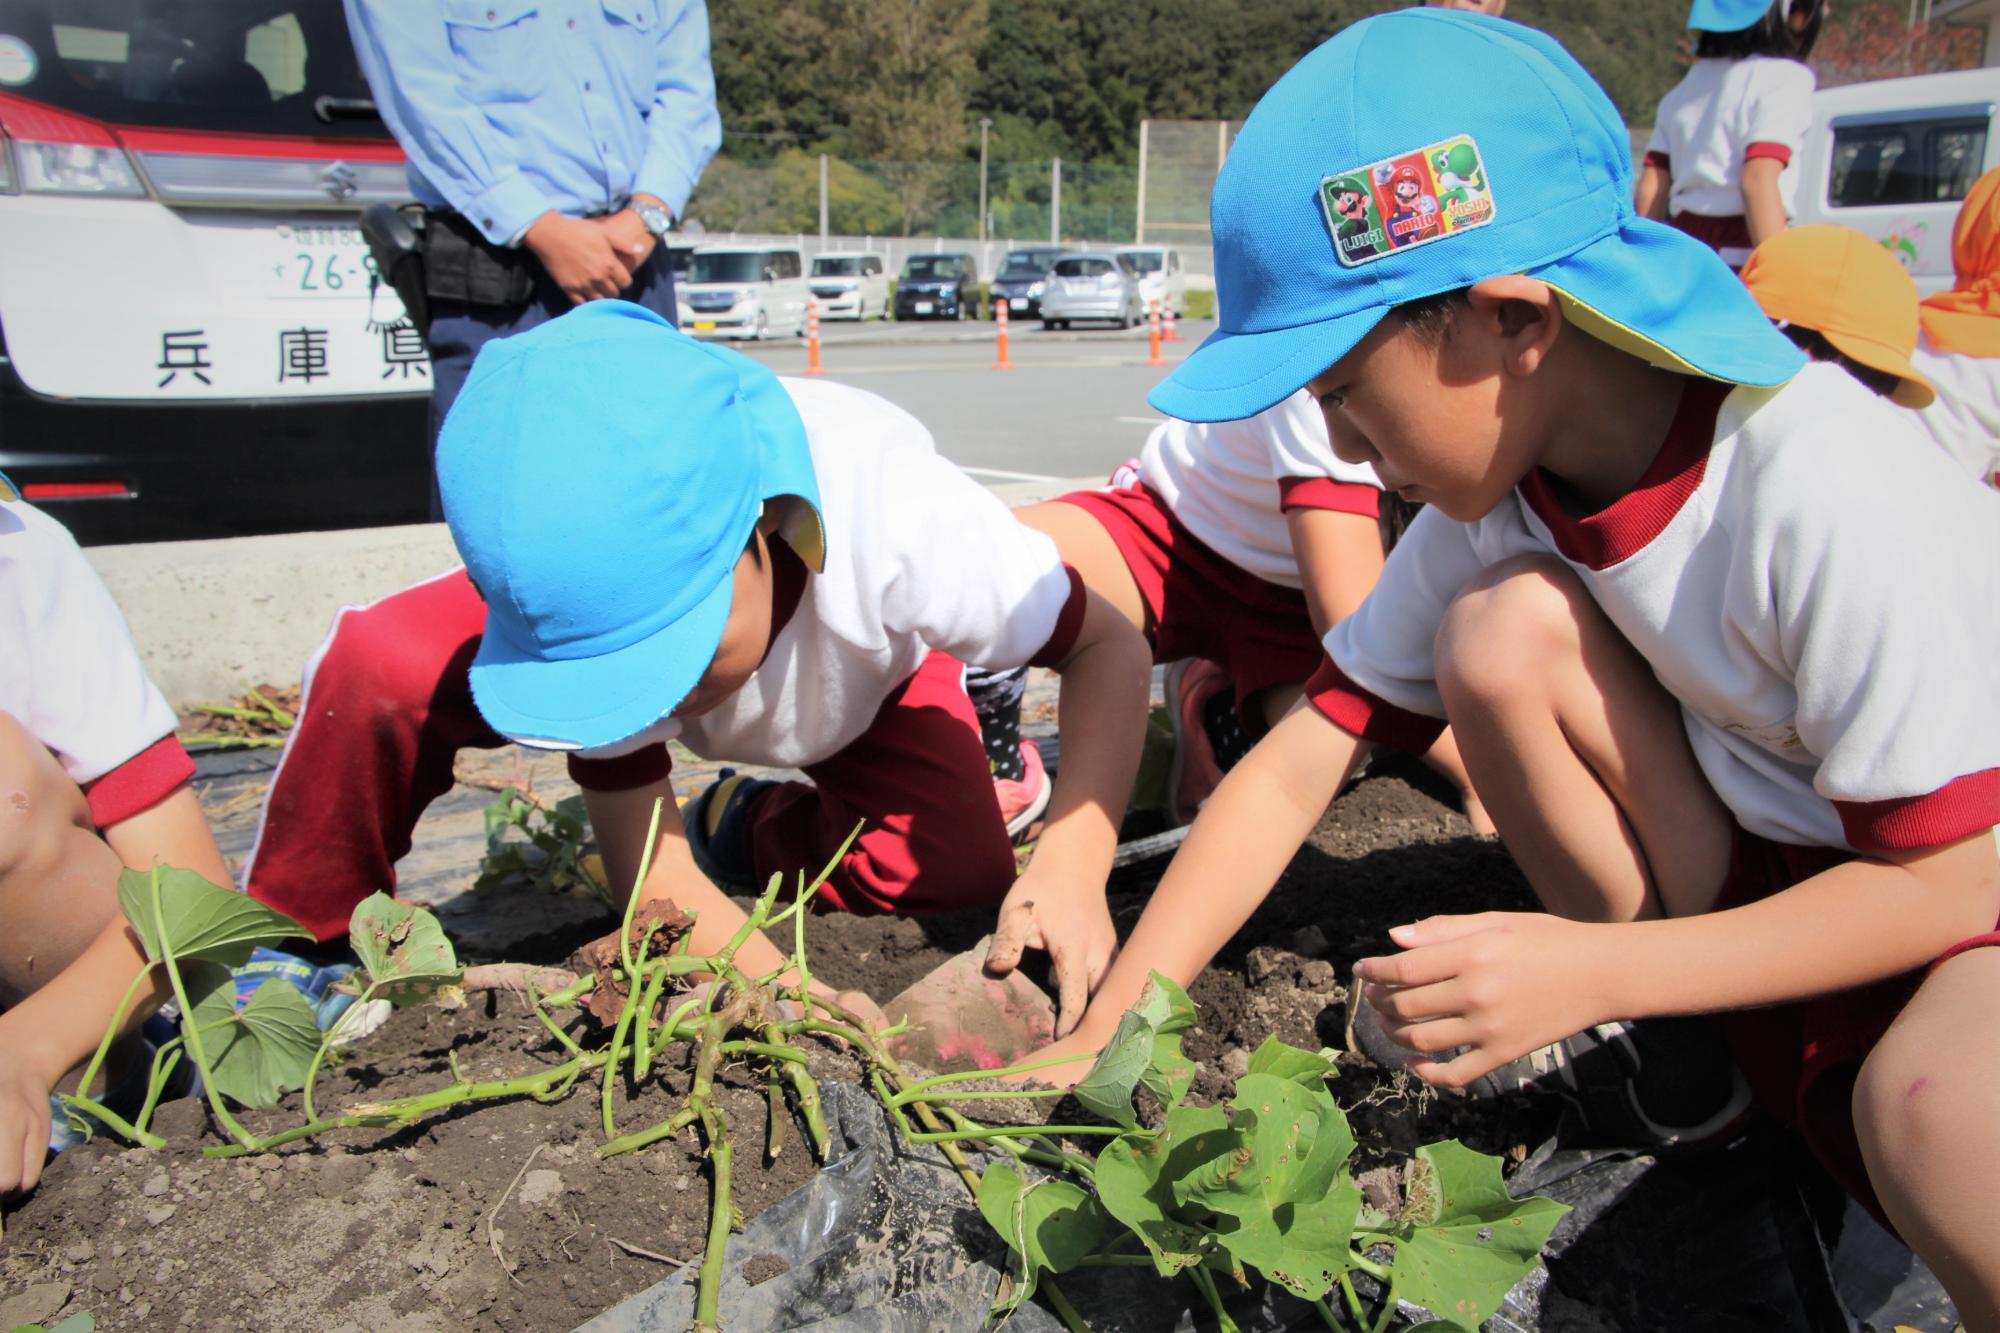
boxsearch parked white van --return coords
[1794,68,2000,293]
[807,251,888,320]
[0,0,431,545]
[1115,246,1187,317]
[680,245,808,340]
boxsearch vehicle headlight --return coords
[1027,281,1045,296]
[13,140,145,197]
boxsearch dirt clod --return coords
[743,1253,791,1286]
[0,1281,71,1329]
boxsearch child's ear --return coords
[1465,276,1564,377]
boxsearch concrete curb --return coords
[87,474,1097,706]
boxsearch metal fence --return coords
[682,154,1142,247]
[1136,118,1242,247]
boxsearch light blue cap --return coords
[1688,0,1776,32]
[437,301,825,750]
[1151,10,1804,423]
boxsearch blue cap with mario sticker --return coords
[1151,10,1804,423]
[1687,0,1777,32]
[437,301,825,752]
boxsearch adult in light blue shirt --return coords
[344,0,721,482]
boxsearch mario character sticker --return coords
[1324,173,1388,264]
[1320,135,1497,268]
[1374,155,1443,249]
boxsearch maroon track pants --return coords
[242,569,1019,940]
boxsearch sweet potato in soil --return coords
[0,761,1548,1332]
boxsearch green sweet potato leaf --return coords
[1171,1073,1362,1301]
[349,893,462,1006]
[116,864,304,968]
[976,1162,1107,1314]
[183,962,321,1108]
[1073,971,1197,1128]
[1094,1102,1238,1276]
[1382,1140,1570,1331]
[1244,1033,1338,1087]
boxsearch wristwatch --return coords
[632,198,673,238]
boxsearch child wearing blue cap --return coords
[0,481,231,1198]
[1032,11,2000,1320]
[1636,0,1823,268]
[244,301,1150,1036]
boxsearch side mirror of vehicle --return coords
[764,266,778,283]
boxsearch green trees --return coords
[693,0,1715,238]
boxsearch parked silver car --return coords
[1038,253,1144,330]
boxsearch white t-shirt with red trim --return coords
[1910,334,2000,485]
[1646,57,1815,230]
[1312,365,2000,855]
[1138,389,1383,590]
[0,498,191,828]
[560,377,1082,776]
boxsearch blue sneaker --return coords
[681,771,777,890]
[233,946,359,1031]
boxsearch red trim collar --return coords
[1518,378,1730,570]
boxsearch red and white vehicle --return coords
[0,1,430,544]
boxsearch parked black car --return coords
[893,253,979,320]
[987,247,1064,320]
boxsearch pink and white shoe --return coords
[994,738,1052,844]
[1164,658,1230,827]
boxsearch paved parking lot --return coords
[728,317,1219,484]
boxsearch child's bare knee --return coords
[1435,554,1587,701]
[1852,959,1998,1171]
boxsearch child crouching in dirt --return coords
[242,301,1150,1035]
[1030,12,2000,1324]
[0,479,232,1196]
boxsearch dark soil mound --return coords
[1,763,1542,1332]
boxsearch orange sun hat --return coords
[1740,224,1936,409]
[1919,164,2000,358]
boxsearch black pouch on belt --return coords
[420,209,540,309]
[359,202,433,338]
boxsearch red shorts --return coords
[1052,482,1323,703]
[1714,828,2000,1229]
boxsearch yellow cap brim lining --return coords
[776,494,827,572]
[1543,282,1717,378]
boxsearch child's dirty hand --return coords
[0,1058,52,1196]
[1353,911,1610,1092]
[983,870,1118,1041]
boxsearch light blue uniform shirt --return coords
[345,0,721,246]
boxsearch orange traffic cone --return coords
[803,299,826,376]
[993,294,1017,371]
[1162,300,1180,343]
[1145,299,1165,368]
